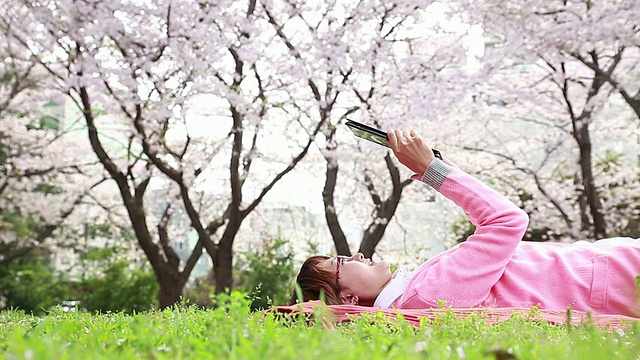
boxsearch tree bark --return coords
[322,156,351,256]
[157,273,187,308]
[79,82,201,309]
[358,154,411,257]
[358,193,404,258]
[573,121,606,238]
[213,232,236,294]
[572,49,640,122]
[321,138,411,258]
[559,55,607,239]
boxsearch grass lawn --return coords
[1,293,638,360]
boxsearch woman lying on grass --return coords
[290,129,640,318]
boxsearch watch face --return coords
[349,127,390,148]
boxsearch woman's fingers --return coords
[387,129,398,148]
[386,129,435,175]
[393,129,403,139]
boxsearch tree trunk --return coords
[358,198,402,258]
[322,156,351,256]
[157,274,186,309]
[80,85,202,309]
[358,154,411,257]
[575,122,606,239]
[213,239,235,294]
[323,148,411,258]
[575,173,591,233]
[359,222,388,258]
[212,212,241,295]
[560,55,608,239]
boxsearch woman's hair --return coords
[288,255,344,305]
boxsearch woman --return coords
[290,129,640,317]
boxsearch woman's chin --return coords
[374,261,392,272]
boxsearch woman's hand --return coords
[386,129,435,175]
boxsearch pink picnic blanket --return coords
[267,301,640,329]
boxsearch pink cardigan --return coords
[394,160,640,317]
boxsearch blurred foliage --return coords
[234,237,296,311]
[0,241,158,314]
[59,221,158,313]
[0,248,70,315]
[0,209,40,239]
[76,256,158,314]
[184,276,217,308]
[0,139,6,165]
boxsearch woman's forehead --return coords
[318,257,335,271]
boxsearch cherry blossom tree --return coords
[0,12,102,265]
[263,0,474,258]
[6,0,434,306]
[445,0,640,240]
[4,0,327,306]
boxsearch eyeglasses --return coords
[334,255,353,284]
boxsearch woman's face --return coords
[319,253,392,306]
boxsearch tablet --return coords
[345,120,442,159]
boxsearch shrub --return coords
[77,258,158,314]
[0,248,70,314]
[235,237,295,311]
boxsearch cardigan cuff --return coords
[419,159,453,191]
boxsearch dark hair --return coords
[288,255,344,305]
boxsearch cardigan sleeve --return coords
[409,159,529,307]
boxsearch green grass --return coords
[1,293,639,360]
